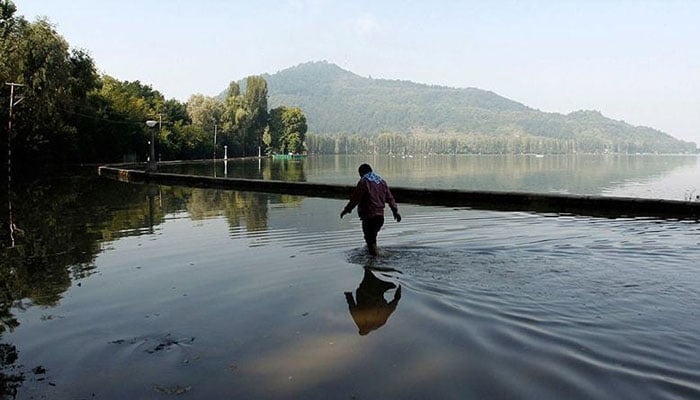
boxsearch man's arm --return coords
[340,181,366,218]
[385,184,401,222]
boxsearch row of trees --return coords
[193,79,308,158]
[1,1,306,168]
[305,132,688,155]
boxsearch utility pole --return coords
[6,82,24,248]
[157,113,162,162]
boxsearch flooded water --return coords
[2,155,700,399]
[161,154,700,200]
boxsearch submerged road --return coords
[98,164,700,220]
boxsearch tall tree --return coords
[222,81,247,155]
[186,94,224,131]
[185,94,223,157]
[222,77,269,156]
[0,0,23,82]
[1,12,101,164]
[85,75,168,162]
[243,76,268,155]
[269,106,307,154]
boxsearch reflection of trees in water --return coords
[0,342,23,399]
[156,157,308,231]
[0,173,157,397]
[166,155,695,195]
[309,154,697,194]
[183,189,230,220]
[0,169,308,398]
[262,159,306,182]
[0,171,306,395]
[0,171,309,323]
[162,186,302,232]
[189,189,304,232]
[0,175,151,316]
[223,191,269,232]
[162,157,308,183]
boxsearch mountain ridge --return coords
[223,61,695,153]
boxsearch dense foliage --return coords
[263,61,696,154]
[218,76,274,156]
[2,1,95,164]
[1,2,171,165]
[1,1,303,167]
[268,106,308,154]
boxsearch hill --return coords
[226,61,696,154]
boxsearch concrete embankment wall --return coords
[98,165,700,220]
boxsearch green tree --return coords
[269,106,307,154]
[261,125,272,154]
[268,106,284,152]
[0,0,24,91]
[1,10,100,164]
[243,76,269,156]
[1,1,313,165]
[186,94,223,156]
[222,81,248,155]
[163,98,190,124]
[222,77,270,156]
[186,94,224,129]
[90,75,166,162]
[160,122,212,160]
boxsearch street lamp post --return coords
[146,119,159,171]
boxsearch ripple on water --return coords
[10,202,700,399]
[342,211,700,399]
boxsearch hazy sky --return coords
[18,0,700,144]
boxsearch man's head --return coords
[358,163,372,177]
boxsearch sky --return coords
[17,0,700,144]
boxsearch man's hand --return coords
[392,210,402,222]
[340,209,350,219]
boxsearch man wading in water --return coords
[340,163,401,256]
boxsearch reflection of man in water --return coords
[344,268,402,335]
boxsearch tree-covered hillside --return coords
[230,61,695,154]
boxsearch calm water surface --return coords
[161,154,700,200]
[1,156,699,399]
